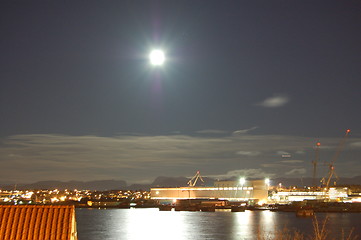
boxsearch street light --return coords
[265,178,270,185]
[239,177,246,186]
[239,177,246,199]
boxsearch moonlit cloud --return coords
[285,168,307,175]
[207,169,276,179]
[276,151,290,156]
[261,159,304,168]
[196,129,228,135]
[261,163,284,168]
[232,126,258,135]
[0,133,360,184]
[256,95,289,108]
[349,141,361,148]
[236,151,261,156]
[280,160,304,164]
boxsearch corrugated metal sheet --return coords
[0,205,77,240]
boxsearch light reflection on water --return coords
[122,208,188,240]
[76,208,361,240]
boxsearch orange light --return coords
[346,129,351,133]
[316,142,321,146]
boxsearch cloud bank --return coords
[0,132,360,184]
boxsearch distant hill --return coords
[151,176,189,188]
[1,176,360,191]
[127,184,152,191]
[151,176,214,187]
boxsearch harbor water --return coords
[76,208,361,240]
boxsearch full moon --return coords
[149,49,165,66]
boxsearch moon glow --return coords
[149,49,165,66]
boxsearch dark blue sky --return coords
[0,1,360,184]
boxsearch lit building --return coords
[150,179,269,204]
[269,187,351,203]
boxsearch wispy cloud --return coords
[207,169,276,179]
[285,168,307,175]
[261,159,304,169]
[276,151,290,156]
[350,141,361,148]
[261,163,284,168]
[280,160,304,164]
[232,126,258,135]
[236,151,261,157]
[256,94,289,108]
[196,129,228,135]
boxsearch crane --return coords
[312,142,321,187]
[321,129,351,188]
[187,170,204,187]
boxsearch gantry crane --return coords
[312,142,321,187]
[321,129,351,188]
[187,170,204,187]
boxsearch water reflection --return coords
[84,208,190,240]
[232,211,278,239]
[123,208,188,240]
[232,211,253,239]
[76,209,361,240]
[260,210,275,236]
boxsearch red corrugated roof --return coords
[0,205,77,240]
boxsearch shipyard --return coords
[149,129,361,213]
[150,171,361,213]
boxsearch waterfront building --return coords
[150,179,269,204]
[269,187,351,203]
[151,178,361,205]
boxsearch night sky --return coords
[1,1,361,184]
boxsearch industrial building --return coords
[150,179,269,204]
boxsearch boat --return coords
[158,205,173,211]
[296,208,314,217]
[231,206,246,212]
[174,205,200,211]
[200,206,216,212]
